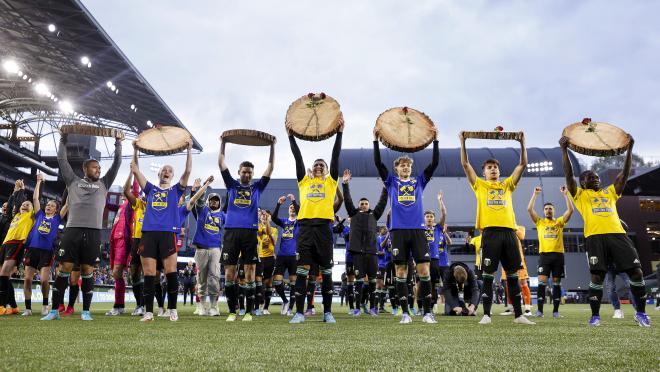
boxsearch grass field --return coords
[1,303,657,371]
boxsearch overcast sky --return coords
[81,0,660,185]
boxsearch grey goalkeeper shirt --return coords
[57,137,122,229]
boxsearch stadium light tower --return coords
[528,161,553,204]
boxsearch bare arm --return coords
[459,132,477,186]
[130,159,147,189]
[437,191,447,226]
[443,226,453,245]
[179,140,193,189]
[510,132,527,185]
[59,199,69,218]
[560,186,574,222]
[263,142,275,178]
[527,187,541,224]
[187,176,214,211]
[33,174,43,212]
[613,135,634,195]
[334,186,344,213]
[559,136,578,197]
[123,169,137,207]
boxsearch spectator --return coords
[442,262,480,316]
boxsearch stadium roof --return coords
[0,0,201,150]
[338,146,582,178]
[623,164,660,196]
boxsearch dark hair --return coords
[424,210,435,216]
[579,170,594,188]
[359,198,369,203]
[239,161,254,170]
[543,202,554,208]
[82,158,99,168]
[481,158,500,170]
[47,199,61,210]
[313,159,327,167]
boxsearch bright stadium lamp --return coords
[527,161,553,204]
[106,81,113,88]
[48,24,56,32]
[3,60,19,74]
[59,100,74,114]
[130,104,135,110]
[34,82,49,96]
[81,56,91,66]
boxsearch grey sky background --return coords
[81,0,660,184]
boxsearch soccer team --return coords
[0,124,653,327]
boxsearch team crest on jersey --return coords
[397,179,417,206]
[543,225,559,239]
[283,225,294,239]
[306,182,326,202]
[483,258,491,266]
[425,229,434,242]
[234,189,252,208]
[152,191,168,210]
[223,253,229,261]
[37,219,52,235]
[590,196,613,216]
[392,248,399,257]
[538,266,543,273]
[486,187,506,210]
[589,256,598,265]
[58,248,64,257]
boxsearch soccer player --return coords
[527,185,574,318]
[342,168,388,316]
[190,177,224,316]
[443,262,480,316]
[374,129,439,324]
[256,210,278,315]
[499,226,532,316]
[0,180,35,315]
[559,134,650,327]
[22,174,69,316]
[219,137,275,322]
[340,218,355,313]
[459,130,534,325]
[105,194,134,316]
[272,194,299,315]
[376,226,390,312]
[287,120,343,324]
[123,168,146,316]
[424,191,451,314]
[42,129,123,321]
[131,139,193,322]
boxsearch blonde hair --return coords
[393,156,413,168]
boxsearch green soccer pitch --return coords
[1,303,656,371]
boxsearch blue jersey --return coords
[342,226,352,263]
[277,218,298,256]
[193,207,225,248]
[142,182,185,232]
[176,205,191,238]
[222,169,268,230]
[385,173,429,230]
[425,224,443,260]
[437,227,450,267]
[26,210,61,251]
[377,234,389,268]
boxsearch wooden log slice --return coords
[375,107,436,153]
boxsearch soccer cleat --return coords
[513,315,536,325]
[262,309,271,315]
[41,310,61,321]
[254,309,263,316]
[157,308,168,317]
[323,312,336,323]
[553,312,563,319]
[535,311,544,318]
[140,312,154,322]
[57,304,65,312]
[478,315,492,325]
[21,309,33,316]
[369,308,378,317]
[242,313,253,322]
[169,309,179,322]
[131,306,145,316]
[612,309,624,319]
[41,306,50,316]
[280,302,289,315]
[588,315,601,327]
[422,313,438,324]
[208,307,220,317]
[304,308,315,316]
[499,307,514,316]
[289,313,305,324]
[350,309,361,316]
[239,309,246,316]
[634,312,651,327]
[286,309,293,316]
[62,306,75,317]
[105,308,123,316]
[399,314,413,324]
[409,308,418,316]
[226,313,237,322]
[81,311,93,321]
[523,310,533,317]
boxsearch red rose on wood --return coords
[581,118,591,125]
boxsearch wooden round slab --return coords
[285,93,343,141]
[135,126,191,155]
[375,107,436,153]
[221,129,275,146]
[562,121,630,157]
[463,131,522,141]
[60,124,124,140]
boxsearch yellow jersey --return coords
[536,217,565,253]
[3,211,35,244]
[472,177,517,230]
[472,235,482,267]
[297,175,338,221]
[257,224,278,258]
[132,199,146,239]
[571,184,625,238]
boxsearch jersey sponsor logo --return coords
[234,189,252,208]
[77,182,100,190]
[589,196,613,216]
[396,179,417,206]
[37,219,52,235]
[486,187,506,210]
[152,191,169,210]
[282,225,294,239]
[305,182,326,202]
[425,229,434,242]
[203,214,220,234]
[543,225,559,240]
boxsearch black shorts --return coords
[390,229,430,264]
[538,252,565,278]
[377,266,387,281]
[274,255,297,276]
[430,259,441,284]
[0,241,25,264]
[585,234,641,273]
[296,223,333,268]
[222,228,259,266]
[439,266,450,286]
[256,256,275,280]
[385,262,395,286]
[24,248,53,270]
[130,238,142,267]
[352,252,378,280]
[140,231,177,261]
[58,227,101,266]
[308,262,320,278]
[480,227,522,274]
